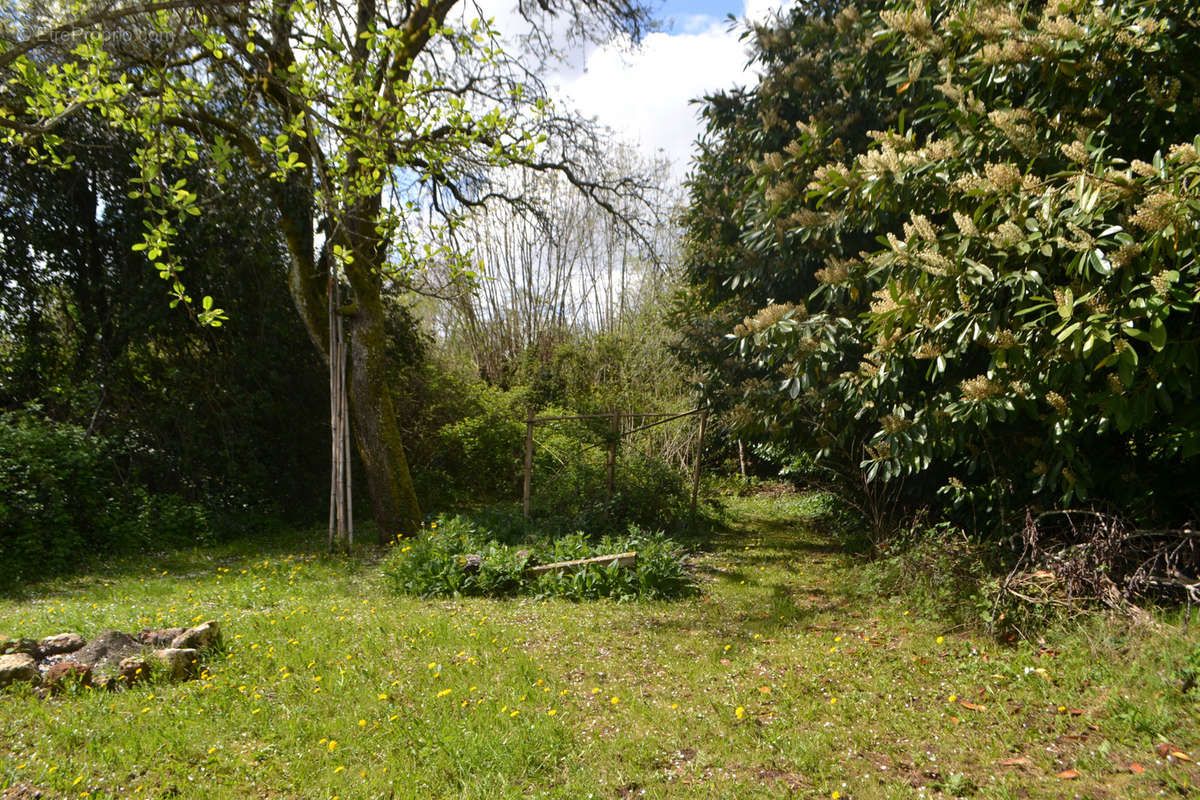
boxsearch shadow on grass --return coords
[0,519,384,601]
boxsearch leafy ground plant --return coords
[380,516,695,600]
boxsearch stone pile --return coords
[0,620,220,695]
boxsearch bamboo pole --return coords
[328,278,352,551]
[328,280,336,552]
[342,319,352,547]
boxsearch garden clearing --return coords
[1,494,1197,799]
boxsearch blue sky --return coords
[657,0,745,28]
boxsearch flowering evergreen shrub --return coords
[681,0,1200,531]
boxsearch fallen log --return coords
[526,552,637,577]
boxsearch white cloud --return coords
[459,1,792,175]
[549,0,791,175]
[744,0,790,25]
[550,24,749,171]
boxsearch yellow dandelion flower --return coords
[547,709,557,716]
[328,740,338,751]
[735,706,745,719]
[610,696,619,705]
[437,689,451,697]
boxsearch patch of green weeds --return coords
[380,516,695,600]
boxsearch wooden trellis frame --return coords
[521,407,708,519]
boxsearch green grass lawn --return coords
[1,494,1198,799]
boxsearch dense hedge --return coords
[0,411,215,587]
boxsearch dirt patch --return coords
[2,785,60,800]
[756,767,804,789]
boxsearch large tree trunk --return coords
[344,271,422,543]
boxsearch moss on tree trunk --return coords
[343,242,422,543]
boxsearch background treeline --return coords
[0,119,695,584]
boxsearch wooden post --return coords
[606,409,619,504]
[523,412,534,518]
[690,408,708,518]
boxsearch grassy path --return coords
[1,494,1197,798]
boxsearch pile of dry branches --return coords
[994,510,1200,629]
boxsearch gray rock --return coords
[152,648,200,681]
[1,638,41,659]
[38,633,85,656]
[170,620,220,650]
[0,653,38,688]
[137,627,186,647]
[70,630,140,668]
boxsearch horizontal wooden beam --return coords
[526,551,637,576]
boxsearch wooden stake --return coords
[342,323,352,547]
[343,347,350,546]
[523,412,534,518]
[328,281,336,552]
[606,409,619,505]
[690,409,708,519]
[328,278,352,551]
